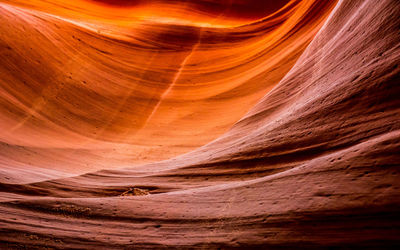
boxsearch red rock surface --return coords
[0,0,399,248]
[0,0,335,174]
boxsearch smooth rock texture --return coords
[0,0,399,248]
[0,0,335,174]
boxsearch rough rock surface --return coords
[0,0,399,248]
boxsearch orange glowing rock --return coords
[0,0,335,173]
[0,0,399,248]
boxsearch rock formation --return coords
[0,0,399,248]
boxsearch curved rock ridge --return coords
[3,0,290,26]
[0,0,336,174]
[0,0,400,248]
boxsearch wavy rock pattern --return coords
[0,0,335,174]
[0,0,399,248]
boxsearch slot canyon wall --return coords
[0,0,399,248]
